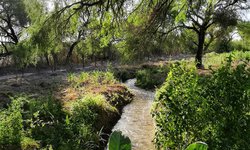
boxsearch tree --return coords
[147,0,248,68]
[237,21,250,49]
[0,0,28,52]
[30,0,128,65]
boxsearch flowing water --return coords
[112,79,156,150]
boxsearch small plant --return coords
[79,72,90,84]
[108,131,132,150]
[103,71,116,84]
[185,142,208,150]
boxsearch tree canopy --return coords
[0,0,249,68]
[145,0,248,67]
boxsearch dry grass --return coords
[0,71,132,111]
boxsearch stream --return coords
[112,79,156,150]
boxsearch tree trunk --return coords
[52,52,58,71]
[44,53,50,66]
[81,54,85,68]
[94,55,97,67]
[196,29,206,69]
[65,41,78,64]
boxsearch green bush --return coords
[112,68,137,82]
[0,95,116,150]
[23,96,67,148]
[135,66,169,89]
[0,97,23,149]
[152,60,250,149]
[70,94,117,128]
[62,94,118,149]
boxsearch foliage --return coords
[64,94,118,149]
[135,65,169,89]
[0,97,23,148]
[203,51,250,68]
[112,68,137,82]
[67,71,117,88]
[0,0,28,44]
[145,0,248,66]
[231,40,250,52]
[152,59,250,149]
[0,94,119,150]
[237,21,250,51]
[108,131,132,150]
[185,142,208,150]
[116,24,163,62]
[71,94,117,129]
[21,137,40,150]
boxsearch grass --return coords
[0,71,133,150]
[134,51,250,90]
[63,71,133,109]
[203,51,250,68]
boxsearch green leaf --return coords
[108,131,132,150]
[185,142,208,150]
[65,115,70,126]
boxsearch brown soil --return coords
[0,72,68,108]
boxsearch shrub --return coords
[21,137,40,150]
[0,95,112,150]
[23,96,67,148]
[65,94,118,149]
[152,60,250,149]
[71,94,117,128]
[135,66,169,89]
[112,68,137,82]
[0,97,23,149]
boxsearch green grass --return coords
[67,71,117,88]
[203,51,250,68]
[0,71,133,150]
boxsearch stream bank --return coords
[0,71,134,150]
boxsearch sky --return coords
[242,10,250,21]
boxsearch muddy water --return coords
[112,79,156,150]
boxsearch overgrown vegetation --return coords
[0,96,100,149]
[112,67,137,82]
[203,51,250,68]
[134,51,250,90]
[135,65,170,89]
[152,58,250,149]
[1,0,250,149]
[0,71,133,150]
